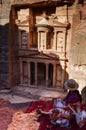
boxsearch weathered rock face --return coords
[0,0,11,88]
[0,0,86,92]
[68,4,86,92]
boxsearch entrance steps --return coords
[9,86,67,100]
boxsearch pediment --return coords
[29,52,59,60]
[37,18,49,25]
[19,50,59,60]
[53,20,70,28]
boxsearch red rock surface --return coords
[0,98,30,130]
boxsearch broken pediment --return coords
[49,13,70,28]
[15,8,30,26]
[15,18,29,26]
[53,20,70,28]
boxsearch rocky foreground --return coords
[7,111,40,130]
[0,99,30,130]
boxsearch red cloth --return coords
[25,100,86,130]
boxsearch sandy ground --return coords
[0,99,30,130]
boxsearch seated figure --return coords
[37,79,86,128]
[51,98,71,127]
[37,99,71,128]
[63,79,86,128]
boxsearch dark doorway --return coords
[48,63,53,87]
[31,62,35,85]
[37,62,46,86]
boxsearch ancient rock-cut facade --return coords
[9,0,71,91]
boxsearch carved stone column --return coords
[53,64,56,87]
[18,30,21,48]
[61,61,66,89]
[53,30,57,50]
[37,32,40,50]
[56,65,62,87]
[63,29,66,52]
[20,60,23,85]
[44,32,46,50]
